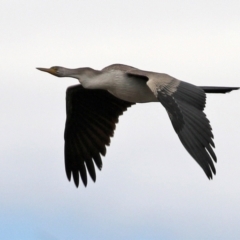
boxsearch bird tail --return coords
[200,86,239,94]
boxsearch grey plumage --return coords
[37,64,239,187]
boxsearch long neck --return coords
[67,68,114,90]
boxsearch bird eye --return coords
[52,67,60,73]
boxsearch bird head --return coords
[36,66,67,77]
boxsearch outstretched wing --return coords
[65,85,134,187]
[127,69,217,178]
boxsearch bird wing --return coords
[126,69,217,178]
[65,85,134,187]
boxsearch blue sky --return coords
[1,0,240,239]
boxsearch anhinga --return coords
[37,64,239,187]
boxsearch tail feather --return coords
[200,86,239,94]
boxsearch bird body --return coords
[104,70,158,103]
[37,64,239,187]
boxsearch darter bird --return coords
[37,64,239,187]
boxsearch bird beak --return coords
[36,67,57,76]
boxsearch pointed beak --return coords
[36,67,57,76]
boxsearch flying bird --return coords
[37,64,239,187]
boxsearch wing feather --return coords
[65,85,134,187]
[157,80,217,178]
[125,69,217,178]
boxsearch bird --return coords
[37,64,239,188]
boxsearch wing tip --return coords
[205,168,216,180]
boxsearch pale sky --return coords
[1,0,240,239]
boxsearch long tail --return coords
[200,86,239,94]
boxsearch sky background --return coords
[1,0,240,239]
